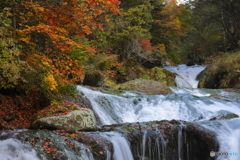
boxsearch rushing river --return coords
[1,64,239,160]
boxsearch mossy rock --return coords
[210,113,239,121]
[198,52,240,88]
[140,67,176,86]
[118,79,172,95]
[33,102,80,121]
[31,102,97,132]
[31,109,97,132]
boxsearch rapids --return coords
[78,65,240,160]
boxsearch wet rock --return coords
[23,120,219,160]
[118,79,172,95]
[31,109,97,132]
[99,120,219,160]
[210,113,239,121]
[17,130,94,160]
[78,132,113,160]
[0,116,4,129]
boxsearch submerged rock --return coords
[31,109,97,132]
[118,79,172,95]
[210,113,239,121]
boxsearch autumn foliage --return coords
[4,0,120,93]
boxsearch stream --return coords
[0,64,239,160]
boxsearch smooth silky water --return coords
[78,64,240,160]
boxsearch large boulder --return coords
[118,78,172,95]
[31,109,97,132]
[198,52,240,88]
[99,120,219,160]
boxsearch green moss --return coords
[76,115,83,121]
[225,114,239,119]
[104,77,120,89]
[199,51,240,88]
[140,67,175,86]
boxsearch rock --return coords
[31,109,97,132]
[187,61,195,66]
[17,130,94,160]
[162,61,171,66]
[82,72,105,87]
[210,113,239,121]
[0,116,4,129]
[198,53,240,89]
[99,120,218,160]
[141,67,176,86]
[78,132,113,160]
[118,78,172,95]
[22,120,218,160]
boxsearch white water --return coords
[164,64,206,88]
[0,130,42,160]
[0,130,41,160]
[99,132,134,160]
[78,65,240,160]
[140,130,167,160]
[0,130,95,160]
[78,86,240,124]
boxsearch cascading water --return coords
[77,86,240,124]
[78,65,240,160]
[139,130,167,160]
[99,132,134,160]
[0,138,41,160]
[0,130,95,160]
[0,130,42,160]
[164,64,206,88]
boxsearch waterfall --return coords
[0,130,42,160]
[78,64,240,160]
[99,132,134,160]
[0,130,95,160]
[200,118,240,160]
[139,130,167,160]
[164,64,206,88]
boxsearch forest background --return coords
[0,0,240,128]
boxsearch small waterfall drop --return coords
[139,130,167,160]
[0,130,95,160]
[164,64,206,88]
[0,130,42,160]
[178,124,185,160]
[99,132,134,160]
